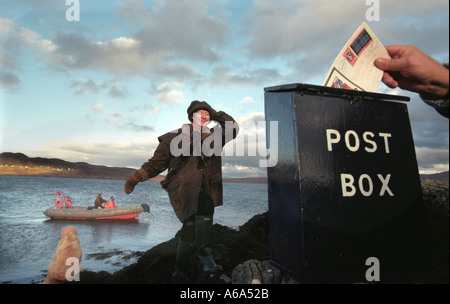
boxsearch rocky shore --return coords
[76,180,448,284]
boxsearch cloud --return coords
[220,112,273,176]
[239,97,255,104]
[0,0,229,78]
[152,82,187,104]
[222,163,266,178]
[104,113,155,133]
[128,0,230,62]
[0,18,156,76]
[91,103,104,112]
[0,16,40,50]
[203,66,283,88]
[87,102,155,133]
[40,138,161,168]
[0,16,39,88]
[129,103,161,115]
[2,1,448,178]
[246,0,448,57]
[415,147,449,174]
[70,78,129,99]
[245,0,359,58]
[237,112,266,124]
[37,139,264,177]
[155,63,198,80]
[123,122,155,133]
[106,86,129,99]
[43,34,160,75]
[0,72,20,89]
[71,78,100,95]
[244,0,449,81]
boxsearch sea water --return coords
[0,176,268,284]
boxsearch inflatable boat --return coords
[44,192,150,221]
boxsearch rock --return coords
[422,180,449,216]
[73,181,448,284]
[231,260,296,284]
[421,180,449,283]
[75,213,270,284]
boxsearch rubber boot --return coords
[195,215,223,273]
[171,239,195,283]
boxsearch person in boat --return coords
[124,100,239,282]
[94,193,107,209]
[104,196,116,209]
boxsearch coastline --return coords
[70,180,448,284]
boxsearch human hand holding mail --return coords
[323,22,390,92]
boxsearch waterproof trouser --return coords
[195,215,223,273]
[172,239,195,283]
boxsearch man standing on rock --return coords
[124,100,239,282]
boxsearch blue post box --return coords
[264,83,429,283]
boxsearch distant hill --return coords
[420,171,449,181]
[0,152,141,180]
[2,152,446,183]
[0,152,265,183]
[223,177,267,184]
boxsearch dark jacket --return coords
[139,111,239,222]
[94,195,107,208]
[420,63,449,118]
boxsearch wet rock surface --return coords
[421,180,449,283]
[76,181,448,284]
[78,213,270,284]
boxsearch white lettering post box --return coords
[264,83,429,283]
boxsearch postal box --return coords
[264,83,428,283]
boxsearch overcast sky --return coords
[1,0,448,177]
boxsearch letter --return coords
[192,130,203,157]
[379,133,392,154]
[180,291,187,299]
[224,121,241,156]
[190,289,196,298]
[65,0,80,22]
[65,257,80,282]
[170,125,190,157]
[326,129,341,151]
[245,120,257,157]
[341,174,356,197]
[224,120,240,144]
[224,289,232,298]
[260,121,278,168]
[378,174,394,196]
[202,124,223,157]
[207,291,214,302]
[363,132,377,153]
[366,0,380,22]
[198,291,207,299]
[257,121,269,157]
[365,257,381,282]
[345,130,360,152]
[359,174,374,197]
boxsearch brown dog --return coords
[43,226,83,284]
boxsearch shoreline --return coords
[4,179,446,284]
[0,172,268,184]
[67,180,448,284]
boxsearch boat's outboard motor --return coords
[141,204,150,213]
